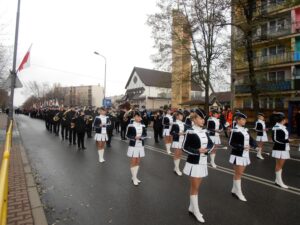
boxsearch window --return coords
[262,48,268,57]
[261,24,268,37]
[269,98,274,109]
[269,72,277,81]
[277,19,285,31]
[268,71,285,82]
[277,71,285,81]
[269,46,277,55]
[275,97,285,108]
[269,20,276,33]
[277,45,285,54]
[243,98,252,109]
[260,98,268,109]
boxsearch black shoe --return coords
[77,147,81,150]
[73,143,76,145]
[69,143,72,146]
[66,137,69,140]
[107,144,111,148]
[82,147,86,150]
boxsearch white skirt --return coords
[172,136,184,149]
[163,129,171,136]
[94,133,108,141]
[127,146,145,158]
[183,162,208,178]
[229,155,251,166]
[256,135,268,142]
[210,136,221,145]
[272,150,290,159]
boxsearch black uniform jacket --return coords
[162,115,172,129]
[75,115,86,133]
[182,127,214,164]
[229,126,257,157]
[126,123,147,147]
[207,118,223,136]
[93,116,111,134]
[254,120,264,136]
[170,121,188,142]
[272,123,289,151]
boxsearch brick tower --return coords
[171,10,191,109]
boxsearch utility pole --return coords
[8,0,21,122]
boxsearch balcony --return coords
[235,79,300,94]
[236,51,300,70]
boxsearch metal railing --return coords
[235,79,300,94]
[236,51,300,70]
[0,121,13,225]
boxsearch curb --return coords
[15,123,48,225]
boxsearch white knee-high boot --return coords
[98,149,105,163]
[174,159,182,176]
[130,166,139,186]
[234,180,247,202]
[275,169,288,189]
[166,143,171,154]
[189,195,205,223]
[210,154,217,168]
[231,179,237,194]
[256,147,264,160]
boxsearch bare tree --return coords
[148,0,230,113]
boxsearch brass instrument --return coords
[123,109,133,122]
[84,115,94,125]
[62,109,71,121]
[53,112,60,122]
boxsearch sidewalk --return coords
[0,114,47,225]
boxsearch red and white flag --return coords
[17,44,32,72]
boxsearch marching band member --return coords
[229,111,257,202]
[255,113,268,160]
[184,109,193,129]
[170,110,186,176]
[68,107,77,146]
[182,109,214,223]
[93,107,110,163]
[272,112,290,189]
[207,110,222,168]
[75,110,87,150]
[126,111,147,186]
[162,109,173,154]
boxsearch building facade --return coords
[124,67,202,110]
[232,0,300,119]
[63,85,104,107]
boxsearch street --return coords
[16,114,300,225]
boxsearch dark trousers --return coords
[115,122,120,133]
[121,125,126,139]
[69,128,77,144]
[158,126,163,139]
[107,128,113,146]
[77,132,85,148]
[54,123,59,136]
[86,126,92,138]
[154,127,160,143]
[61,125,67,139]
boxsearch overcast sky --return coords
[0,0,158,106]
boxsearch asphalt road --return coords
[16,115,300,225]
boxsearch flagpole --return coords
[8,0,21,122]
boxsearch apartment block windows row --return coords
[259,97,285,109]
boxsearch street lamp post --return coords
[93,51,106,106]
[8,0,21,122]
